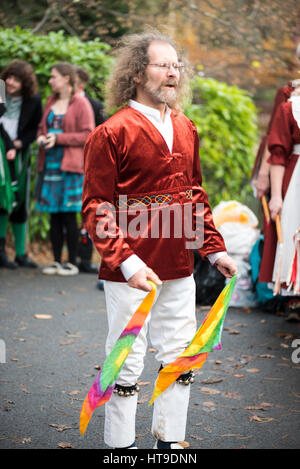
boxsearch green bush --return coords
[0,27,113,241]
[185,76,258,208]
[0,27,112,101]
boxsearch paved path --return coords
[0,268,299,449]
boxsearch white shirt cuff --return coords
[120,255,147,281]
[207,251,227,265]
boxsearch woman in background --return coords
[36,62,94,276]
[0,60,42,269]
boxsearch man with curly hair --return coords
[82,30,237,449]
[0,60,42,268]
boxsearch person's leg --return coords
[62,212,78,265]
[0,212,17,268]
[103,281,157,448]
[149,275,197,445]
[50,213,64,263]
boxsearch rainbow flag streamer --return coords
[80,281,157,436]
[149,274,236,405]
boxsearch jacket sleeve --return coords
[268,102,293,166]
[190,122,226,259]
[0,125,14,151]
[266,85,291,135]
[19,95,43,149]
[82,125,135,271]
[56,99,95,147]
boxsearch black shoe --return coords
[15,254,38,268]
[0,251,18,269]
[78,260,99,274]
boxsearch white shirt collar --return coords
[129,99,171,123]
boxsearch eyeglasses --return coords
[146,62,184,72]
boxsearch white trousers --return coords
[103,275,197,448]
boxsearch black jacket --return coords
[0,94,42,150]
[85,94,107,127]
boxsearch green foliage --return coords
[0,27,113,241]
[0,27,113,101]
[185,76,258,208]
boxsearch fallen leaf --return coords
[200,377,224,384]
[137,381,150,386]
[190,435,204,441]
[234,374,244,378]
[199,387,220,395]
[68,390,81,396]
[34,314,53,319]
[249,415,275,423]
[258,354,275,359]
[58,442,74,449]
[60,339,75,345]
[246,368,260,373]
[222,392,242,399]
[148,348,157,353]
[17,437,32,444]
[225,328,240,335]
[203,401,215,409]
[49,424,73,432]
[244,403,273,411]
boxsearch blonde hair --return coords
[105,30,192,113]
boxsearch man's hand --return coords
[128,266,162,292]
[215,254,238,278]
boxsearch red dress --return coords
[259,99,300,283]
[82,106,226,282]
[251,85,292,181]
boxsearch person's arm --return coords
[56,98,95,147]
[254,143,271,199]
[267,102,293,220]
[18,95,43,149]
[269,165,285,221]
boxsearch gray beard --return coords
[143,83,178,108]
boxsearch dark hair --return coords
[51,62,77,97]
[1,60,38,98]
[74,65,90,84]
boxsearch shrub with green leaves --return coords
[185,76,258,208]
[0,27,112,101]
[0,27,112,240]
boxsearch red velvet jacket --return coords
[37,93,95,174]
[82,106,226,281]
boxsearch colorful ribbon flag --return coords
[286,228,300,294]
[80,281,157,436]
[149,274,236,405]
